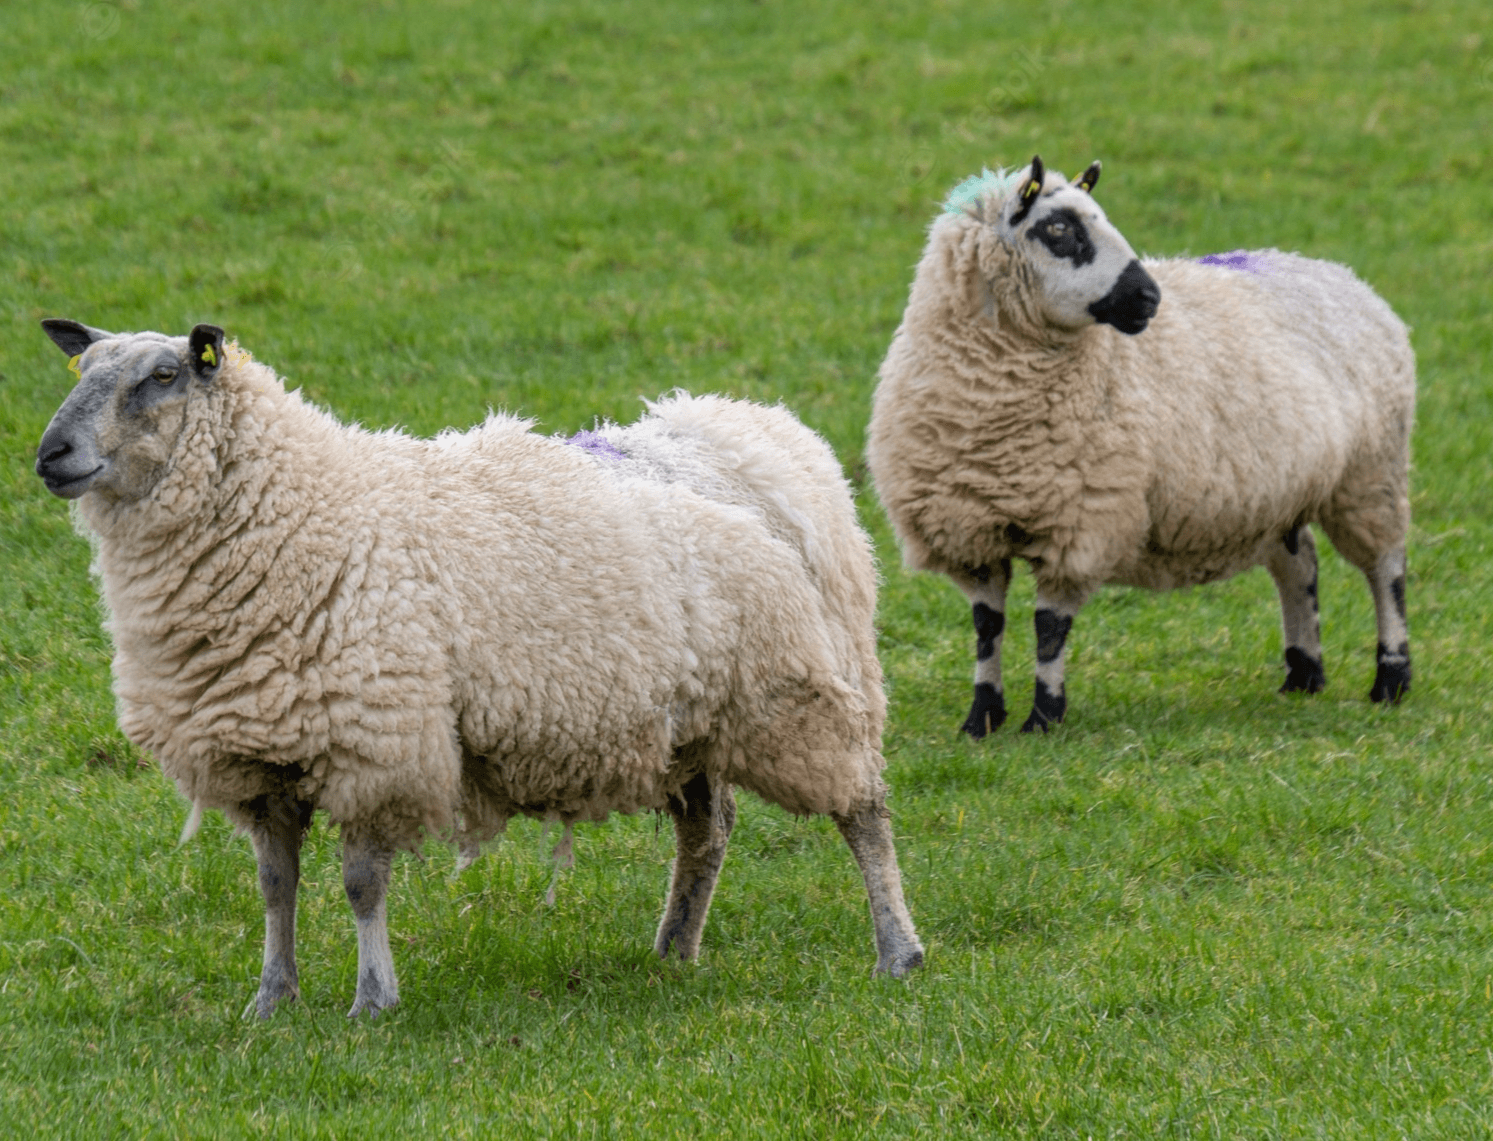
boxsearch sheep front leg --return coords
[1021,588,1085,733]
[248,792,312,1019]
[834,803,923,978]
[342,828,399,1017]
[956,560,1012,739]
[1266,525,1326,694]
[655,771,736,961]
[1366,546,1411,703]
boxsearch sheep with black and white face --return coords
[867,156,1415,738]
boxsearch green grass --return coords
[3,0,1493,1135]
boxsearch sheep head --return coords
[36,320,225,502]
[945,156,1161,337]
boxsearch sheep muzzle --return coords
[1087,259,1160,335]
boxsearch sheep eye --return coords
[152,366,177,384]
[1048,221,1067,234]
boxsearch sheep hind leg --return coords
[342,827,399,1017]
[1366,546,1411,703]
[1266,524,1326,694]
[248,792,313,1019]
[955,560,1012,739]
[654,771,736,961]
[834,803,924,978]
[1020,589,1085,733]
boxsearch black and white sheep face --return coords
[1004,158,1161,335]
[35,320,226,503]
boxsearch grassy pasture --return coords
[2,0,1492,1135]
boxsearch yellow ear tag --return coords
[200,344,217,367]
[67,354,82,379]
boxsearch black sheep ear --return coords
[189,323,226,381]
[1074,160,1101,194]
[41,318,112,357]
[1010,154,1045,225]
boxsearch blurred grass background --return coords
[2,1,1491,1136]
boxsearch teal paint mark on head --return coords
[943,168,1020,216]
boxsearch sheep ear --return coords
[41,319,111,357]
[1009,155,1045,225]
[1074,160,1101,194]
[189,323,226,381]
[1017,155,1045,202]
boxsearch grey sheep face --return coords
[35,320,226,503]
[1001,155,1161,335]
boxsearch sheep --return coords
[866,156,1415,738]
[34,319,924,1017]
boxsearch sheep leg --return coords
[1365,546,1411,703]
[248,792,312,1019]
[342,827,399,1017]
[833,803,924,978]
[956,560,1012,739]
[1020,589,1085,733]
[1266,524,1326,694]
[655,771,736,961]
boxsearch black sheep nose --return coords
[36,438,72,475]
[1088,259,1161,334]
[1136,280,1161,317]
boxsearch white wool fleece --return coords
[74,354,888,850]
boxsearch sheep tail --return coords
[177,801,205,847]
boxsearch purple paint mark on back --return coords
[1197,250,1269,274]
[565,429,626,462]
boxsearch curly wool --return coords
[76,354,887,851]
[868,205,1415,598]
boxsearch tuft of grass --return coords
[3,1,1492,1136]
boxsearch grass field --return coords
[3,0,1492,1135]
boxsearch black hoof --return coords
[1369,661,1411,704]
[1280,647,1326,694]
[1370,643,1411,704]
[1019,709,1054,733]
[961,683,1006,739]
[1019,679,1065,732]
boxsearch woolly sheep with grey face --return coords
[35,320,923,1016]
[867,156,1414,738]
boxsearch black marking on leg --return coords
[1020,678,1065,733]
[962,682,1006,739]
[1390,574,1407,625]
[1280,646,1326,694]
[1370,641,1411,704]
[1306,566,1319,605]
[657,887,700,956]
[1282,525,1300,556]
[973,602,1004,660]
[967,563,991,584]
[1034,609,1072,664]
